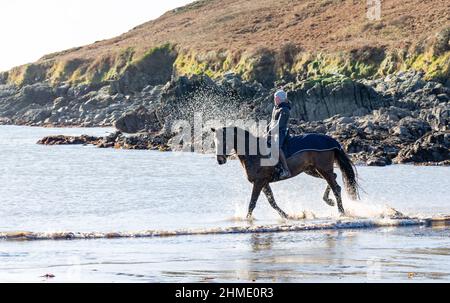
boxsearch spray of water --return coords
[165,80,253,125]
[162,78,268,153]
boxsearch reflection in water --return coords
[0,226,449,282]
[250,233,274,252]
[234,230,365,282]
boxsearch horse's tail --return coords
[334,148,360,200]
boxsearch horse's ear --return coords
[211,128,216,133]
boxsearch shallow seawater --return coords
[0,125,449,282]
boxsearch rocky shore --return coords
[37,131,172,151]
[24,69,449,166]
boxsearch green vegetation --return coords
[410,51,450,82]
[174,49,230,78]
[4,43,448,88]
[174,45,450,87]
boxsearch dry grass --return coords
[36,0,449,63]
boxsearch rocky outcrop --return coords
[0,81,168,127]
[394,132,450,164]
[2,68,449,166]
[288,101,448,166]
[37,134,101,145]
[109,44,178,94]
[286,77,387,122]
[37,131,171,151]
[114,105,161,133]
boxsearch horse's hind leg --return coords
[306,170,335,207]
[323,185,335,207]
[317,169,344,215]
[262,185,289,219]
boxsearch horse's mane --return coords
[221,126,267,156]
[222,126,260,140]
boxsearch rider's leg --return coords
[279,149,291,178]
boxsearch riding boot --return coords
[279,150,291,180]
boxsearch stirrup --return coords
[279,169,291,179]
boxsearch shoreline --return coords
[34,129,450,167]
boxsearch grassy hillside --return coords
[1,0,449,88]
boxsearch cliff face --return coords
[0,0,449,89]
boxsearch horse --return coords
[211,126,360,219]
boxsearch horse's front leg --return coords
[262,184,289,219]
[247,182,264,219]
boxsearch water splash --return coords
[1,216,448,241]
[334,197,405,219]
[167,80,253,125]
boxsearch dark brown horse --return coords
[212,126,360,219]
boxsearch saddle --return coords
[282,133,342,159]
[270,133,342,181]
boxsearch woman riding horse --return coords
[267,89,291,180]
[212,105,360,219]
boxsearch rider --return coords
[267,89,291,179]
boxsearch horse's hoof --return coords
[287,214,305,220]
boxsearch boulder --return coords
[366,156,392,167]
[114,106,161,133]
[20,83,55,106]
[419,103,449,131]
[287,78,386,122]
[37,135,100,145]
[394,132,450,164]
[22,108,52,124]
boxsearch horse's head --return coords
[212,126,256,165]
[211,127,237,165]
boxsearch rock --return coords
[41,274,55,279]
[37,135,100,145]
[111,45,178,94]
[114,106,161,133]
[55,84,70,97]
[22,108,52,124]
[93,113,106,124]
[437,94,449,102]
[288,78,386,121]
[394,132,450,164]
[391,126,411,137]
[67,83,103,98]
[44,114,60,124]
[366,156,391,167]
[21,83,55,106]
[420,103,449,131]
[37,130,173,152]
[352,107,370,116]
[53,97,69,110]
[0,84,17,98]
[337,116,355,125]
[397,117,431,140]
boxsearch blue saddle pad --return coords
[283,133,342,158]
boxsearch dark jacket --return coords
[267,102,291,147]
